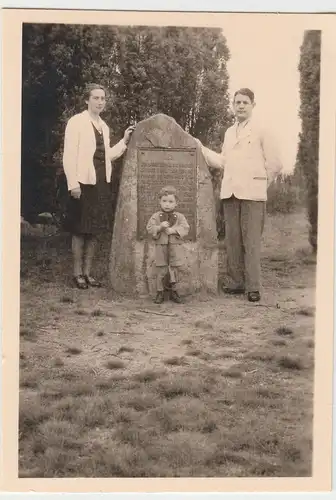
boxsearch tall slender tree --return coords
[296,30,321,252]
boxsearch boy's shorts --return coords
[155,244,184,267]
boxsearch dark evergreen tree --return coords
[296,30,321,252]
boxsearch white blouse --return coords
[63,109,127,191]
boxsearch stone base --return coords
[137,241,218,297]
[110,113,219,297]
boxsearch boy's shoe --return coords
[247,291,260,302]
[170,290,183,303]
[154,291,164,304]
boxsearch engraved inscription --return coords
[137,148,197,241]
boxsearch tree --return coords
[296,30,321,252]
[21,24,232,230]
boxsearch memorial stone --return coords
[110,114,218,296]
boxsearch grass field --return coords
[19,210,316,478]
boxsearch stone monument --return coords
[110,114,218,297]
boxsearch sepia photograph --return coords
[1,8,335,493]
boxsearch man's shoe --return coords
[170,290,183,303]
[223,286,245,295]
[73,275,88,290]
[84,275,102,288]
[247,291,260,302]
[154,291,164,304]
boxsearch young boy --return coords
[198,88,282,302]
[146,186,190,304]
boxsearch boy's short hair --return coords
[233,88,255,103]
[158,185,178,200]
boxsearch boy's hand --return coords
[165,227,176,235]
[160,221,170,229]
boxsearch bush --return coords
[209,167,225,239]
[266,174,303,214]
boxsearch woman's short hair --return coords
[233,88,255,103]
[83,83,106,102]
[158,185,178,200]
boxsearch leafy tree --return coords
[21,24,232,233]
[296,30,321,252]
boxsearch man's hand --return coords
[70,186,81,199]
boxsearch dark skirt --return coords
[63,180,113,235]
[63,124,114,236]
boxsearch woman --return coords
[62,83,134,289]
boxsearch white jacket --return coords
[201,118,283,201]
[62,109,127,191]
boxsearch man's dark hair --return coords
[233,88,255,103]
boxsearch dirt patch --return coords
[19,211,315,477]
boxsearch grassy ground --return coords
[19,210,316,478]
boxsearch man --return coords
[198,88,282,302]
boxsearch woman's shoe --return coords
[73,275,88,289]
[84,275,102,287]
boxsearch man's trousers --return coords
[222,195,266,292]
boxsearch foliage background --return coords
[21,25,320,248]
[21,24,233,227]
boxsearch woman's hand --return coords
[70,186,81,199]
[123,125,136,145]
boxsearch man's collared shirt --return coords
[200,117,283,202]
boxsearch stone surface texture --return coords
[110,114,218,297]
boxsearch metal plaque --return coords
[137,148,197,241]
